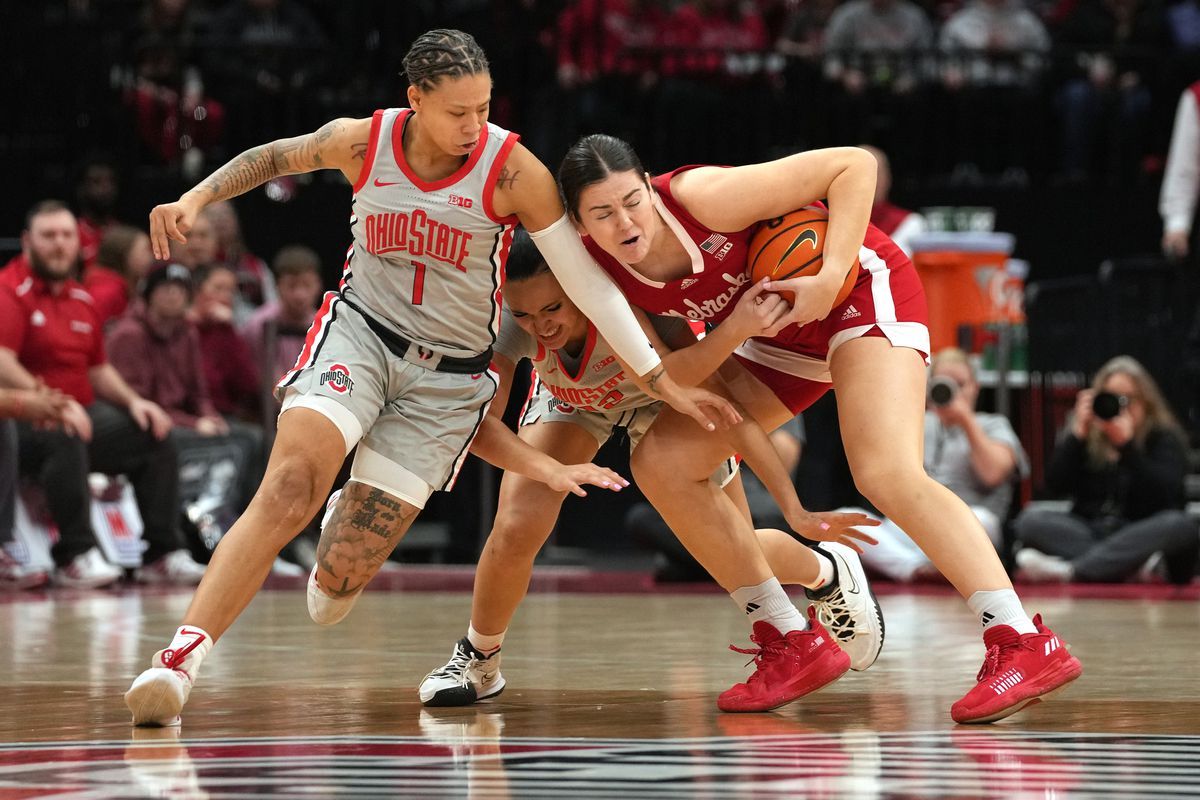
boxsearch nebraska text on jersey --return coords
[362,209,473,272]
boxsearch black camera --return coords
[1092,391,1129,420]
[928,375,959,407]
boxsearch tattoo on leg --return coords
[316,483,417,597]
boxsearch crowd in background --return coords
[3,0,1199,590]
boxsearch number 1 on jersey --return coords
[410,260,426,305]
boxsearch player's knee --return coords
[851,460,922,510]
[486,511,545,562]
[255,459,324,529]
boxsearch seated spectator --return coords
[205,201,276,319]
[74,156,123,268]
[90,225,155,324]
[938,0,1050,181]
[108,263,263,515]
[1055,0,1166,184]
[191,263,261,421]
[0,200,206,587]
[862,144,928,256]
[1,385,68,590]
[627,417,805,582]
[241,244,322,387]
[843,348,1028,582]
[1014,356,1198,584]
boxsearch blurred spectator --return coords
[91,225,155,323]
[191,264,261,421]
[1014,355,1197,584]
[0,201,205,587]
[938,0,1050,181]
[1166,0,1200,48]
[108,263,263,514]
[1160,79,1200,259]
[1055,0,1167,183]
[822,0,935,171]
[776,0,840,62]
[845,348,1028,582]
[74,156,123,268]
[1,386,69,590]
[204,0,329,150]
[123,32,227,178]
[627,417,805,582]
[862,144,928,256]
[205,201,277,318]
[242,244,322,387]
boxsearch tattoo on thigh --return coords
[316,483,417,596]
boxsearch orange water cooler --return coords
[910,232,1022,352]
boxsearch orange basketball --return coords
[746,209,859,309]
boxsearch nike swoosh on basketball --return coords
[374,177,402,187]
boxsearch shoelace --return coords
[429,645,478,681]
[816,589,856,641]
[729,636,788,682]
[975,639,1035,682]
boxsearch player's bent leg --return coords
[755,529,885,671]
[422,421,599,707]
[309,476,423,626]
[830,337,1081,721]
[126,407,349,726]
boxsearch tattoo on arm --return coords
[646,366,666,395]
[496,167,520,190]
[315,482,417,597]
[194,120,346,202]
[351,142,369,160]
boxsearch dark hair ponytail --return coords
[557,134,646,219]
[402,29,490,91]
[504,228,550,282]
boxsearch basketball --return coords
[746,209,859,308]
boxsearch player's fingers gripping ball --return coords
[747,208,859,307]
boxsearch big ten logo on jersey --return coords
[591,354,617,373]
[546,374,626,411]
[319,363,355,395]
[448,194,473,209]
[362,209,473,272]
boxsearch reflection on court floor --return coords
[3,728,1198,798]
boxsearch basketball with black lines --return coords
[746,208,859,307]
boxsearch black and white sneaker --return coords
[806,542,885,671]
[419,638,506,707]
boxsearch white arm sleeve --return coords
[529,214,662,377]
[1160,89,1200,234]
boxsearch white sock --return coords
[730,578,808,634]
[468,623,504,656]
[801,549,836,591]
[157,625,213,675]
[967,589,1036,635]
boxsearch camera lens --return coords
[929,376,957,407]
[1092,391,1123,420]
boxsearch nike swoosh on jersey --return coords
[374,177,402,187]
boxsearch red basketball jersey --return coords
[583,165,912,340]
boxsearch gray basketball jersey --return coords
[342,108,520,358]
[495,307,687,413]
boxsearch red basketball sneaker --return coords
[951,614,1083,724]
[717,607,851,713]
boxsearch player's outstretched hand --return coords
[656,379,742,432]
[544,463,631,497]
[785,510,880,554]
[148,197,202,260]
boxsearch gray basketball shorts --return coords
[275,294,496,507]
[519,380,737,487]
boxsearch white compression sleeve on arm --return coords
[529,214,662,377]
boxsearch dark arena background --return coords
[2,2,1199,797]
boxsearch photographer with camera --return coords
[844,348,1028,582]
[1014,356,1198,584]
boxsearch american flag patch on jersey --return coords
[698,233,728,253]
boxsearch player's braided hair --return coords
[402,29,490,91]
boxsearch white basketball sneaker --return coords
[307,565,362,625]
[419,638,505,707]
[806,542,885,671]
[125,628,212,726]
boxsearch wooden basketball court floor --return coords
[2,576,1198,798]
